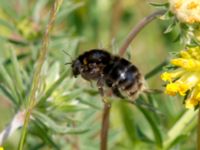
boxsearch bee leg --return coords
[97,77,105,97]
[112,87,125,99]
[97,78,110,104]
[89,80,94,87]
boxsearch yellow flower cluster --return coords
[0,147,4,150]
[169,0,200,23]
[161,47,200,108]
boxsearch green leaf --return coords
[138,105,163,148]
[37,70,69,106]
[0,63,20,104]
[0,1,18,20]
[164,21,176,34]
[173,33,181,42]
[149,2,169,8]
[163,109,197,149]
[31,119,60,150]
[54,103,88,112]
[134,97,163,116]
[0,18,17,35]
[56,1,84,22]
[78,98,100,109]
[29,143,45,150]
[136,125,154,143]
[145,60,168,79]
[165,135,188,150]
[159,11,174,20]
[32,0,49,22]
[7,38,28,46]
[56,89,83,102]
[33,111,89,134]
[46,62,60,84]
[0,83,17,106]
[119,103,137,143]
[3,52,29,65]
[9,47,24,95]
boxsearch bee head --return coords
[71,59,81,77]
[63,50,81,77]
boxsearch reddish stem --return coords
[100,103,111,150]
[100,9,166,150]
[119,10,166,56]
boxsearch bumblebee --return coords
[71,49,145,100]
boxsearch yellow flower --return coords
[169,0,200,23]
[165,81,190,96]
[180,51,192,58]
[171,58,200,71]
[165,83,180,96]
[178,82,190,96]
[161,72,173,82]
[0,147,4,150]
[196,92,200,99]
[161,70,184,82]
[161,46,200,108]
[185,98,199,108]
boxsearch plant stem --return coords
[197,109,200,150]
[163,109,197,149]
[100,10,166,150]
[100,9,166,150]
[145,60,168,79]
[17,0,63,150]
[119,10,166,56]
[100,103,111,150]
[0,111,25,145]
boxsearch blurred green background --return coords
[0,0,197,150]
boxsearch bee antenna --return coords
[62,50,73,61]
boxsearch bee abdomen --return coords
[104,56,144,100]
[117,65,144,99]
[126,74,144,100]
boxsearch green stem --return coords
[145,60,168,79]
[17,0,63,150]
[197,109,200,150]
[163,109,197,150]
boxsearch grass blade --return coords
[138,106,163,148]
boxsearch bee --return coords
[71,49,145,101]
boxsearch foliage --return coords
[0,0,198,150]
